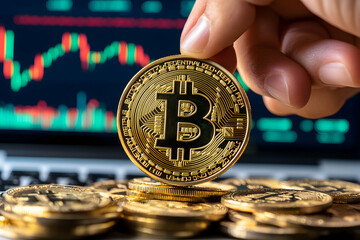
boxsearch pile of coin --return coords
[0,184,120,239]
[0,178,359,239]
[220,179,360,239]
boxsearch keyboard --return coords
[1,150,360,192]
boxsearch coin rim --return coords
[128,177,236,197]
[117,55,252,186]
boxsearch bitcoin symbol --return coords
[155,78,214,166]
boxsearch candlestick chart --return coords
[0,26,154,133]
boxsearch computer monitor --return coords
[0,0,359,162]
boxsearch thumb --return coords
[180,0,256,59]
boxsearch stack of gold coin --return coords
[0,184,121,239]
[121,199,227,238]
[220,179,360,239]
[127,177,236,202]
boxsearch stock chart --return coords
[0,0,359,155]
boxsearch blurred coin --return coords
[222,189,332,214]
[220,178,282,190]
[220,220,312,240]
[228,210,258,223]
[281,179,360,203]
[0,219,116,240]
[2,184,113,217]
[255,204,360,230]
[131,226,203,239]
[89,180,128,202]
[122,199,227,221]
[128,177,236,197]
[121,213,209,232]
[117,55,251,186]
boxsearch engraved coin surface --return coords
[128,177,236,197]
[117,55,251,186]
[2,184,113,215]
[222,189,333,214]
[255,204,360,229]
[90,180,128,201]
[220,178,282,190]
[281,179,360,203]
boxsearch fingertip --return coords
[180,0,207,43]
[181,0,255,59]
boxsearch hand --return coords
[180,0,360,118]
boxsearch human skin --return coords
[180,0,360,118]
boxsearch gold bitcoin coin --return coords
[122,199,227,221]
[2,184,113,217]
[220,221,312,240]
[281,179,360,203]
[222,189,333,214]
[89,180,128,202]
[128,177,236,197]
[255,204,360,230]
[220,178,282,190]
[117,55,251,186]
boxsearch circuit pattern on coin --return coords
[3,185,112,214]
[117,55,251,185]
[281,179,360,203]
[222,189,333,214]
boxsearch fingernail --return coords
[319,62,352,86]
[181,15,210,53]
[264,74,291,106]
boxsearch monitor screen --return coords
[0,0,359,161]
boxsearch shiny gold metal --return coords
[220,221,312,240]
[220,178,282,190]
[222,189,333,214]
[281,179,360,203]
[89,180,128,202]
[255,204,360,230]
[228,209,258,223]
[121,213,209,232]
[117,55,251,186]
[131,226,203,239]
[127,190,218,203]
[122,199,227,221]
[2,184,113,217]
[128,177,236,197]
